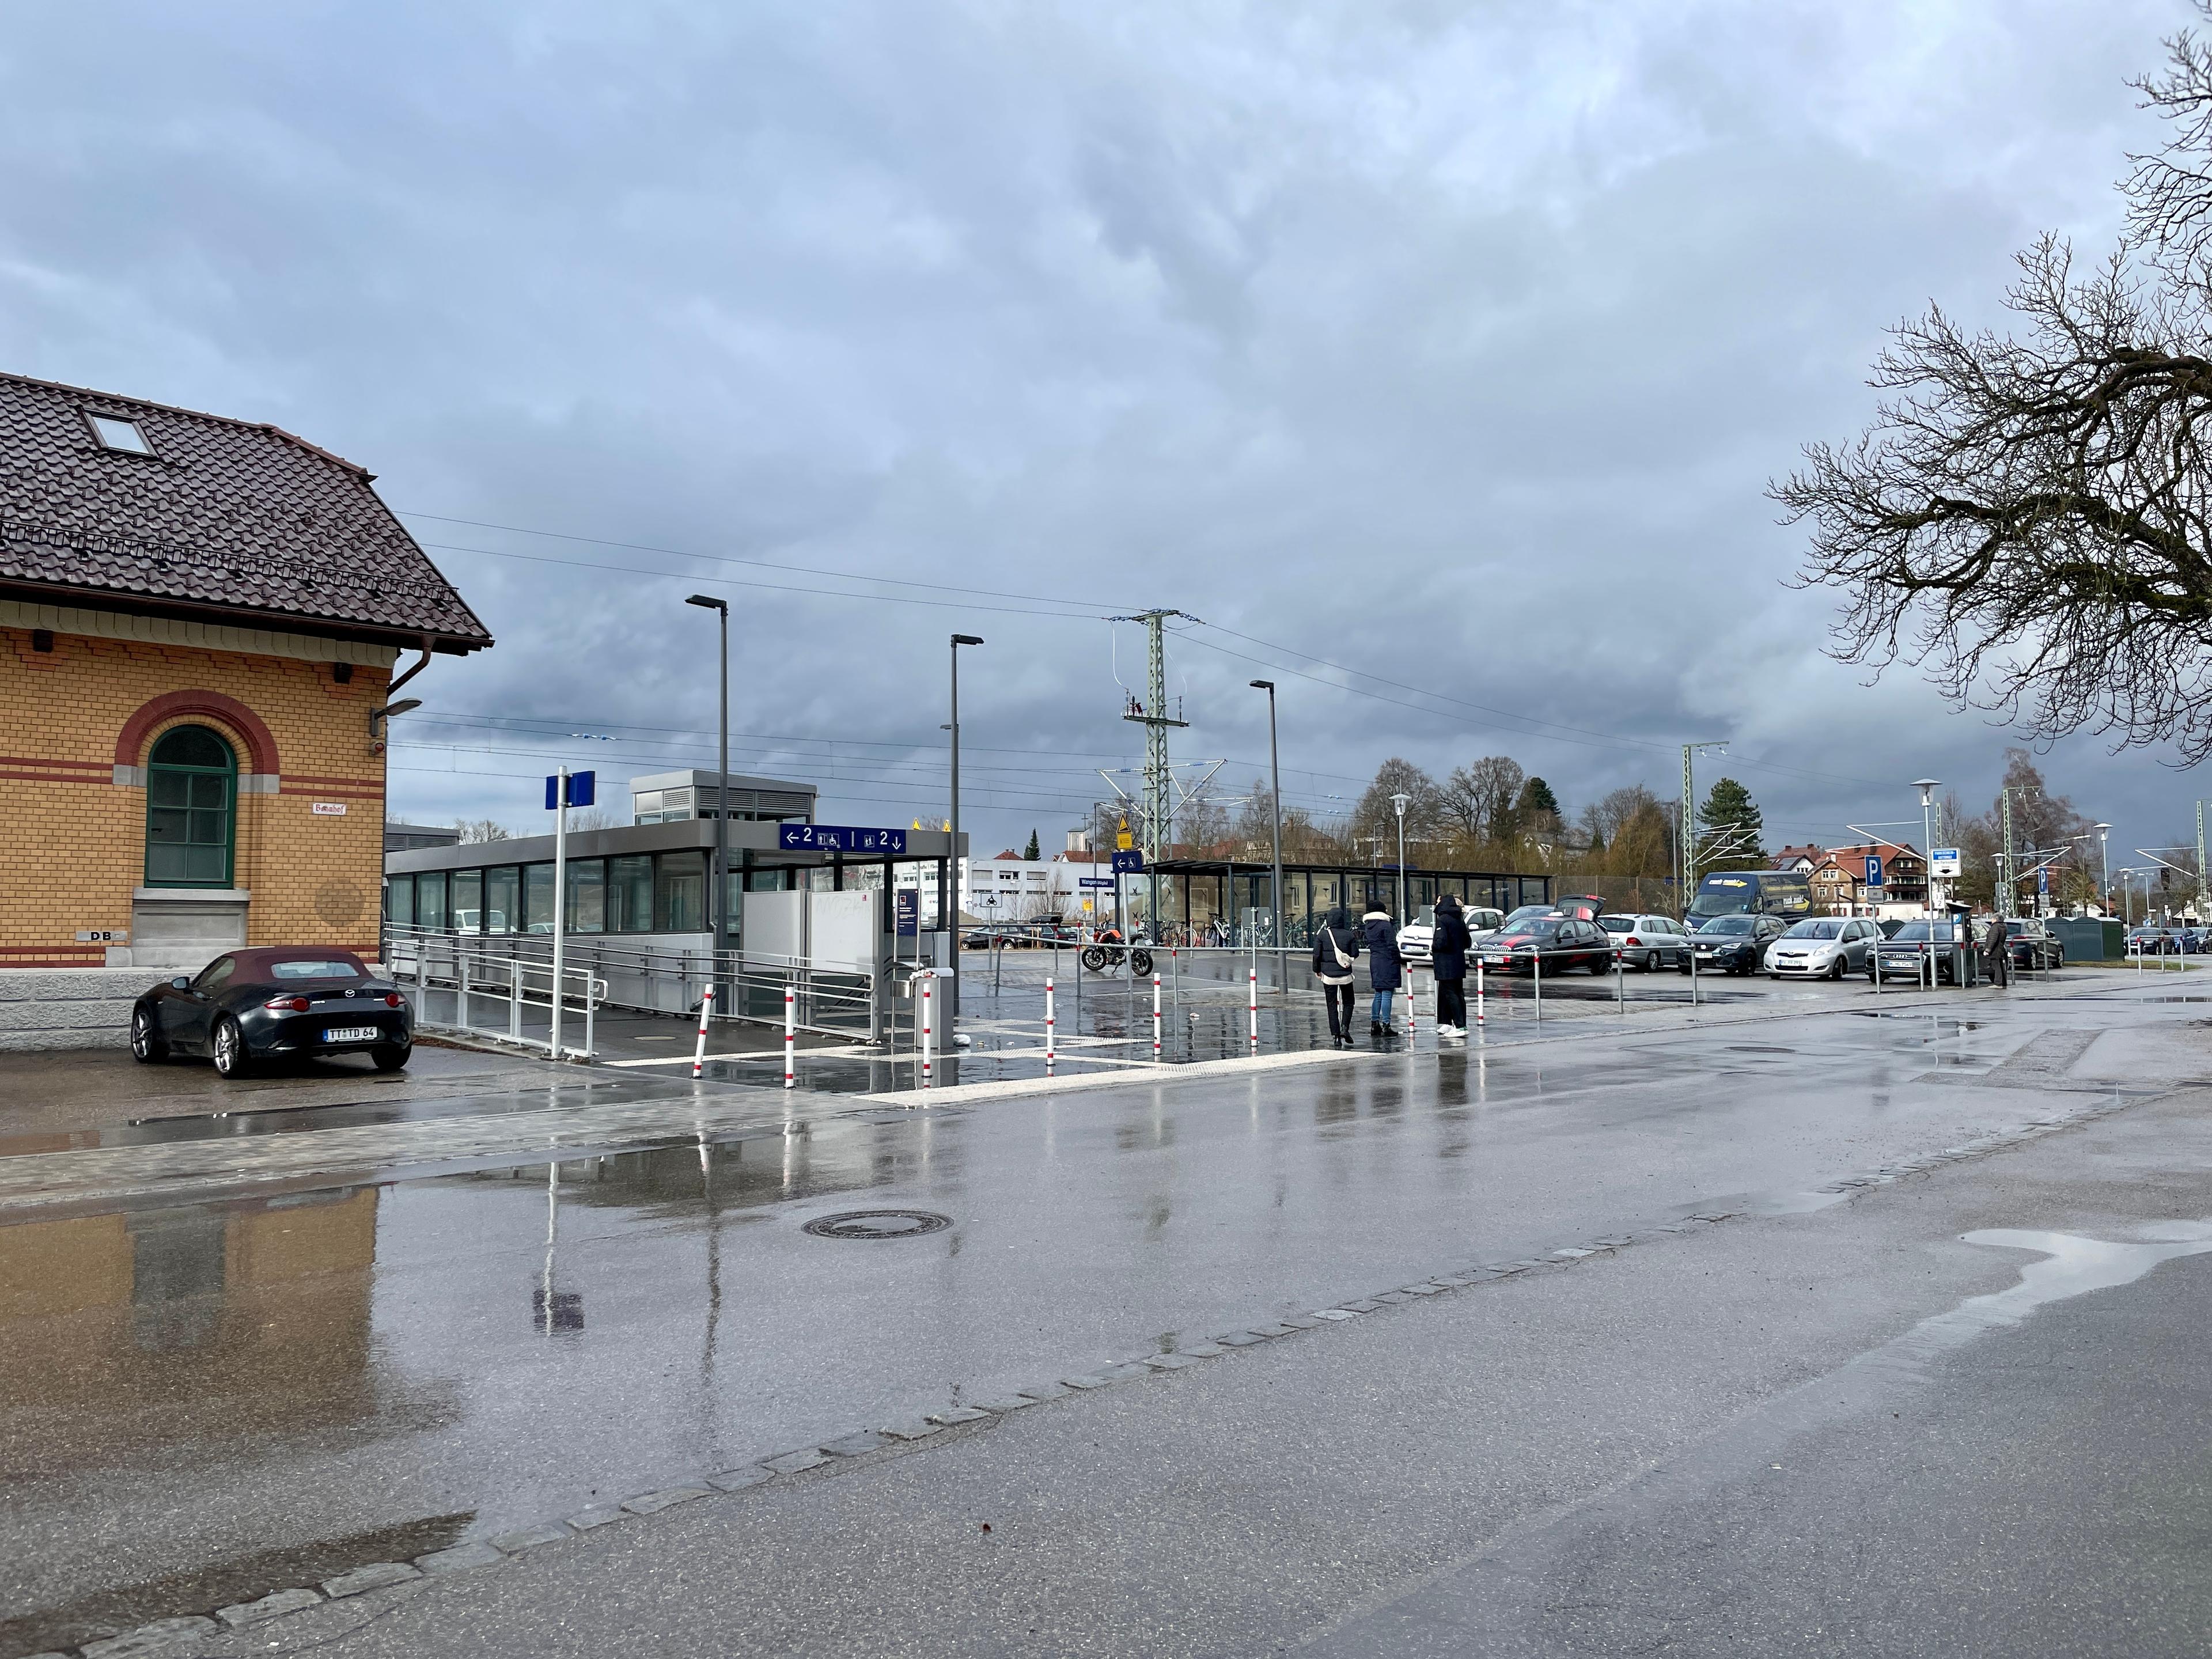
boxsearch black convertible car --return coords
[131,947,412,1077]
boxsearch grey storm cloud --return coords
[0,0,2197,855]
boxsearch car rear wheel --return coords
[211,1016,252,1078]
[130,1008,167,1063]
[371,1042,411,1073]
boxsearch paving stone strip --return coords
[40,1084,2157,1659]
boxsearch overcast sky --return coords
[5,1,2201,873]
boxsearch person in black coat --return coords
[1361,903,1402,1036]
[1310,906,1361,1046]
[1430,893,1471,1036]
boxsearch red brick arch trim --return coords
[116,690,280,775]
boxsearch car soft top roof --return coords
[219,947,373,980]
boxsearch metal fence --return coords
[381,925,880,1046]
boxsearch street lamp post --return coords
[1913,779,1940,917]
[1250,680,1283,949]
[2094,823,2112,917]
[684,596,730,1012]
[948,634,983,1021]
[1390,791,1411,922]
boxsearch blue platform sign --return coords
[778,823,907,854]
[895,889,918,936]
[544,771,596,810]
[1111,850,1145,874]
[1079,876,1116,889]
[1864,855,1884,888]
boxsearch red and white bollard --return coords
[1044,975,1056,1073]
[1152,971,1162,1059]
[1406,969,1417,1041]
[783,983,796,1089]
[920,974,935,1087]
[1248,965,1259,1054]
[1475,960,1485,1030]
[691,985,714,1079]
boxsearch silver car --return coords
[1598,913,1691,969]
[1764,915,1882,979]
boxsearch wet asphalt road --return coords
[3,970,2210,1655]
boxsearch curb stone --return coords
[217,1588,323,1628]
[323,1562,422,1598]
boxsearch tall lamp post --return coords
[1249,680,1283,948]
[1391,791,1411,921]
[2094,823,2112,916]
[685,596,730,1011]
[948,634,983,1021]
[1912,779,1940,917]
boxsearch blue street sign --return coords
[1864,855,1884,888]
[778,823,908,854]
[1079,876,1116,888]
[544,771,596,810]
[895,889,918,936]
[2038,866,2050,896]
[1111,850,1144,874]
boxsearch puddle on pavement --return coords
[1882,1222,2212,1371]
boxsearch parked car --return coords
[1477,915,1615,975]
[132,948,412,1077]
[2003,918,2065,971]
[1874,921,1972,983]
[1680,914,1785,975]
[2127,927,2187,957]
[1764,916,1883,980]
[1599,913,1691,970]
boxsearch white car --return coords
[1764,916,1883,979]
[1398,905,1505,965]
[1598,913,1691,970]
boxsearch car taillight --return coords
[384,993,403,1007]
[1626,936,1641,945]
[264,995,310,1013]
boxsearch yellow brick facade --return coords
[0,622,391,967]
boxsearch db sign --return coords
[1931,847,1961,878]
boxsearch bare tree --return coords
[1441,756,1525,842]
[1776,8,2212,764]
[1351,758,1448,853]
[454,818,513,843]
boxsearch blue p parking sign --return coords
[1864,855,1884,888]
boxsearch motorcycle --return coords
[1080,928,1154,976]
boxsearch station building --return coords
[0,372,491,969]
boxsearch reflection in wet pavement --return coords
[0,983,2194,1654]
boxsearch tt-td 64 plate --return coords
[323,1026,381,1043]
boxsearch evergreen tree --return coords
[1514,776,1562,831]
[1024,828,1040,862]
[1695,777,1766,867]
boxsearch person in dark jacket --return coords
[1362,903,1402,1036]
[1310,906,1361,1046]
[1430,893,1471,1036]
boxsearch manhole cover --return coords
[801,1209,952,1240]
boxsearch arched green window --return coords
[146,725,237,887]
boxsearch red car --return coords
[1475,915,1616,975]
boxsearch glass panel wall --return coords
[657,851,706,931]
[387,874,414,927]
[609,856,653,930]
[485,866,518,933]
[523,864,555,932]
[453,869,483,932]
[417,870,448,932]
[567,858,605,932]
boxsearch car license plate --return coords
[323,1025,380,1043]
[1483,953,1509,965]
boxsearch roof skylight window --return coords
[88,413,154,454]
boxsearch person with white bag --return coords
[1310,906,1361,1047]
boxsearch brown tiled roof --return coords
[0,372,491,652]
